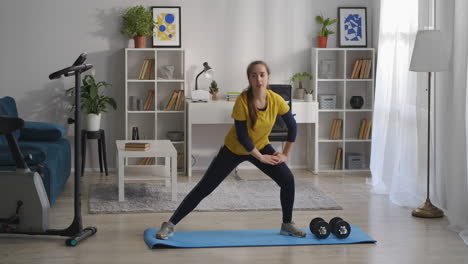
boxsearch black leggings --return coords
[169,144,295,225]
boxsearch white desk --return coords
[185,100,318,177]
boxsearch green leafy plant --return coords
[290,72,313,93]
[209,80,219,93]
[315,15,338,37]
[66,75,117,115]
[121,6,154,38]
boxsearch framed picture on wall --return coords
[338,7,367,47]
[152,6,181,48]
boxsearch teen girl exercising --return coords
[157,60,306,239]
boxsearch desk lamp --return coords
[192,62,214,102]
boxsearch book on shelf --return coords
[334,147,342,169]
[364,119,372,139]
[357,119,372,140]
[329,119,342,140]
[137,157,155,165]
[165,90,180,110]
[350,59,372,79]
[138,59,155,80]
[143,90,155,110]
[174,90,185,110]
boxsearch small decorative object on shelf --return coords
[315,14,338,48]
[209,80,219,101]
[159,65,175,79]
[290,72,313,100]
[132,127,140,140]
[350,96,364,109]
[121,6,155,48]
[318,94,337,109]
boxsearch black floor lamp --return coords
[409,29,450,218]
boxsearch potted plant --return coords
[209,80,219,101]
[121,5,154,48]
[66,75,117,131]
[315,15,338,48]
[290,72,313,100]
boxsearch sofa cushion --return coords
[0,143,47,166]
[0,97,20,145]
[20,121,66,141]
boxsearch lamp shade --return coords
[409,30,450,72]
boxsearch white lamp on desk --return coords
[191,62,214,102]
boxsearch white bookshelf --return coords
[311,48,375,172]
[124,48,186,174]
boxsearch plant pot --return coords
[350,96,364,109]
[317,36,328,48]
[304,94,314,102]
[133,36,146,48]
[295,88,305,100]
[86,113,101,131]
[210,91,219,101]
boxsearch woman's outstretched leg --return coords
[157,146,244,239]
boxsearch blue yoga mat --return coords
[144,225,376,249]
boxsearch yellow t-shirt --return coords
[224,89,290,155]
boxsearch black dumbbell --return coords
[329,217,351,239]
[309,217,330,239]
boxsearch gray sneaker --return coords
[156,221,175,240]
[280,222,306,238]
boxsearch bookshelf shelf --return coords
[127,80,156,83]
[156,79,185,83]
[157,110,185,114]
[128,111,156,114]
[312,48,375,172]
[125,48,186,174]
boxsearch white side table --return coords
[116,140,177,201]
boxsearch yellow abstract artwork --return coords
[157,13,177,41]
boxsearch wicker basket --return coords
[318,94,337,109]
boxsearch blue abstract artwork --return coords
[344,14,362,41]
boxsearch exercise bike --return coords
[0,53,97,246]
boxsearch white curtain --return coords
[436,0,468,246]
[370,0,427,207]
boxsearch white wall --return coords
[0,0,375,170]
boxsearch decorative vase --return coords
[295,88,305,100]
[304,93,314,102]
[317,36,328,48]
[350,96,364,109]
[211,91,219,101]
[86,113,101,131]
[133,36,146,48]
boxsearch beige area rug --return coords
[88,180,342,214]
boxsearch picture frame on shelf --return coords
[338,7,367,47]
[152,6,181,48]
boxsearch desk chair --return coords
[232,84,292,180]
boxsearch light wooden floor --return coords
[1,169,467,264]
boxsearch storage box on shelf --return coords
[311,48,375,172]
[125,48,186,174]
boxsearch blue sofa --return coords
[0,96,71,205]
